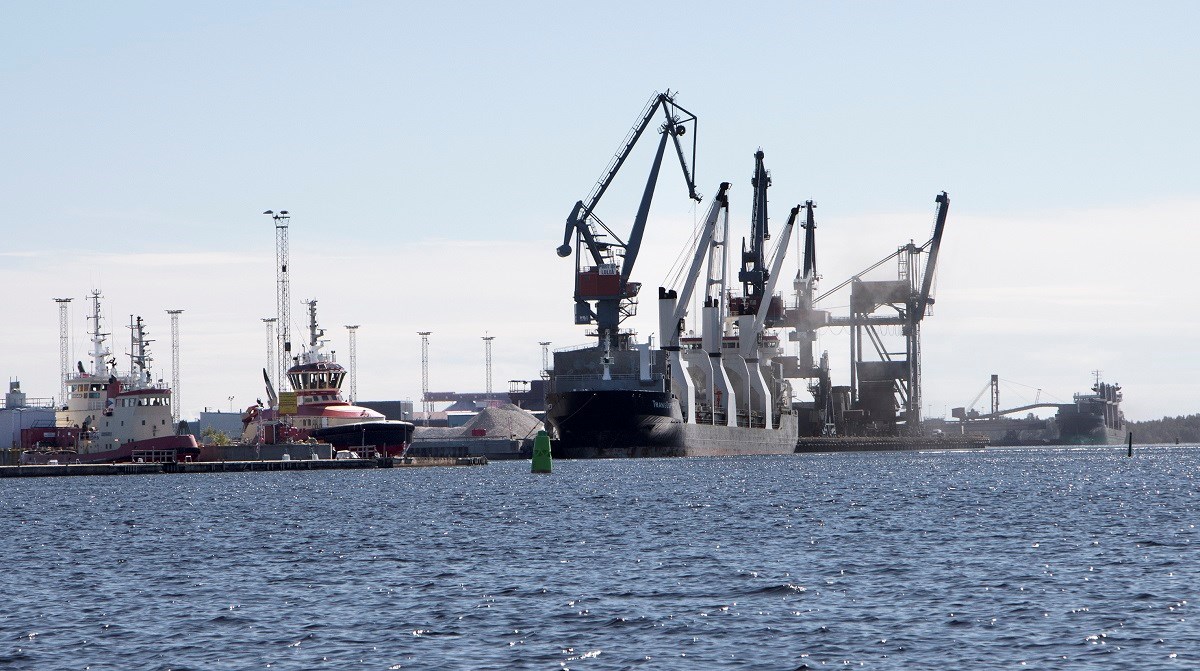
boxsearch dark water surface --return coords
[2,445,1197,670]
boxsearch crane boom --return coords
[801,200,817,278]
[668,182,731,341]
[739,150,771,298]
[916,191,949,319]
[753,205,799,329]
[557,91,704,349]
[557,91,701,259]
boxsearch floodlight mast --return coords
[264,209,292,390]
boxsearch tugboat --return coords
[543,92,799,457]
[21,291,200,463]
[240,300,413,456]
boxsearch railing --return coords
[553,342,599,354]
[551,374,662,393]
[554,373,640,383]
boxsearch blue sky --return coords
[2,2,1198,421]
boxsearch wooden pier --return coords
[0,456,487,479]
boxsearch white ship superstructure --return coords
[46,291,198,462]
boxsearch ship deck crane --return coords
[733,150,784,324]
[557,91,702,358]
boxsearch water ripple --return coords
[1,445,1198,668]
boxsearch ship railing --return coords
[15,397,56,408]
[692,409,728,425]
[131,448,178,463]
[551,373,651,393]
[553,342,598,354]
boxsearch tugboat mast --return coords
[128,315,153,386]
[87,290,112,377]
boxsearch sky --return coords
[1,1,1198,422]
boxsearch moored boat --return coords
[22,291,200,463]
[240,300,413,456]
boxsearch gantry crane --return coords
[817,192,950,434]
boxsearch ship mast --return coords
[87,290,112,378]
[300,299,327,364]
[128,315,154,387]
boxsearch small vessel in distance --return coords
[240,300,413,456]
[21,291,200,463]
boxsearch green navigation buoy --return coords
[532,430,552,473]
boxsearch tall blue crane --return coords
[557,91,702,354]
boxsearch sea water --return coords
[1,445,1196,670]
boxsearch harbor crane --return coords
[818,192,950,433]
[557,91,702,367]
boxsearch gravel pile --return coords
[413,404,543,441]
[463,403,543,439]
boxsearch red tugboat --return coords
[239,300,413,457]
[21,291,200,463]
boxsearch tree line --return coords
[1127,414,1200,444]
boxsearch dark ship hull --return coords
[1056,413,1125,445]
[21,435,201,464]
[309,420,414,456]
[545,389,798,458]
[1054,378,1126,445]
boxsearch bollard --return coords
[532,430,552,473]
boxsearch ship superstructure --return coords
[241,300,413,455]
[23,291,200,463]
[1056,373,1126,445]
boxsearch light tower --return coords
[483,334,495,395]
[345,325,360,403]
[262,317,277,391]
[539,341,552,377]
[54,298,73,403]
[264,209,292,390]
[418,331,431,422]
[167,309,183,424]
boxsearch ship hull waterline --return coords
[545,389,799,459]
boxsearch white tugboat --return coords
[21,291,200,463]
[239,300,413,456]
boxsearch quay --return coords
[0,456,488,479]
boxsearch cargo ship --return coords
[238,300,413,457]
[940,372,1125,446]
[544,95,800,458]
[1055,375,1125,445]
[20,291,200,463]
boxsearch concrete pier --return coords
[0,456,487,479]
[0,463,163,478]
